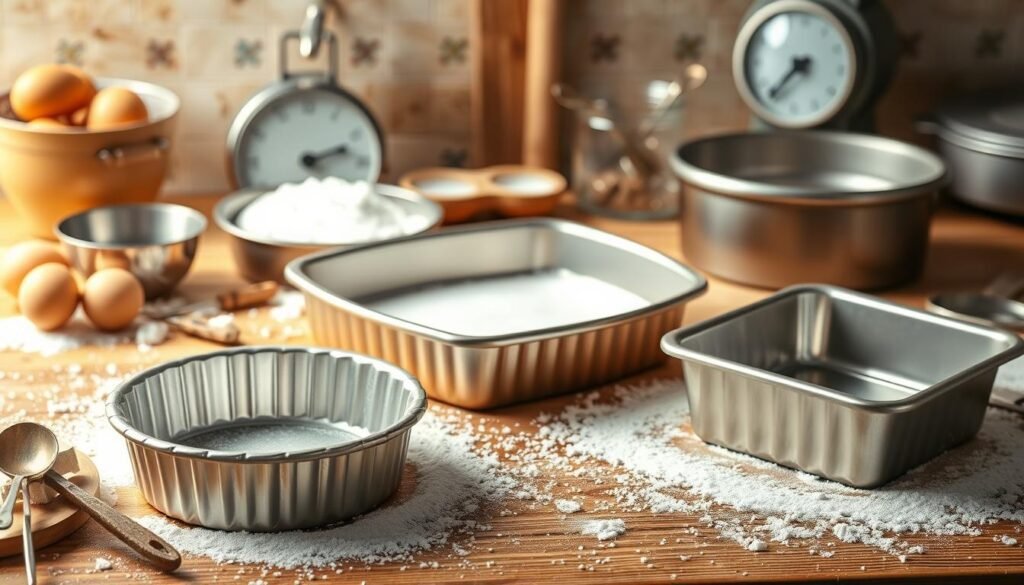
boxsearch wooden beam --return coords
[469,0,529,167]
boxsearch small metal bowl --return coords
[106,346,427,531]
[213,184,443,283]
[55,203,206,299]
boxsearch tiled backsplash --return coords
[0,0,1019,193]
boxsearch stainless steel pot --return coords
[917,90,1024,217]
[671,131,947,290]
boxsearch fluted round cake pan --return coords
[106,346,427,531]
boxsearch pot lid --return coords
[934,89,1024,152]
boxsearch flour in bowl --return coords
[236,177,430,245]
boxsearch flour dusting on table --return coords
[523,378,1024,557]
[139,411,517,568]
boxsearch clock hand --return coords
[767,56,813,100]
[300,144,350,168]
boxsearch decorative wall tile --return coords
[0,0,1019,194]
[2,0,46,25]
[181,24,272,82]
[46,0,136,27]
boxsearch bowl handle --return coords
[96,137,169,167]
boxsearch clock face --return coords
[739,8,856,128]
[231,85,383,189]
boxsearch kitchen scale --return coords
[732,0,898,131]
[226,27,385,189]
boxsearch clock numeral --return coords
[248,156,260,170]
[251,128,264,141]
[827,86,837,96]
[356,155,370,168]
[302,99,316,114]
[275,108,289,122]
[330,107,342,121]
[810,99,820,111]
[349,128,364,141]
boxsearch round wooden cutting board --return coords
[0,449,100,557]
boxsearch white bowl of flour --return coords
[214,177,442,282]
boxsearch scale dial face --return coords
[228,83,384,189]
[735,1,858,128]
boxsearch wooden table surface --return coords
[1,196,1023,584]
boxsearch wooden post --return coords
[522,0,563,170]
[469,0,529,167]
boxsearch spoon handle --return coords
[0,475,24,530]
[43,470,181,572]
[22,483,36,585]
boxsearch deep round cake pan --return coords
[671,131,947,290]
[106,346,427,531]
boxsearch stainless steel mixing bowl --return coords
[55,203,206,299]
[671,131,947,290]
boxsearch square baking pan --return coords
[286,218,707,409]
[661,285,1024,488]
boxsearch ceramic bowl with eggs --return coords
[0,65,179,238]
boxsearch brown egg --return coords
[27,117,74,131]
[68,106,89,126]
[10,64,95,121]
[18,263,79,331]
[0,240,69,298]
[86,87,149,131]
[95,249,132,271]
[82,268,144,331]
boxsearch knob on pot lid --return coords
[933,89,1024,156]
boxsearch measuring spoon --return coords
[927,273,1024,331]
[0,423,60,585]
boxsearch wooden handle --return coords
[166,315,241,345]
[217,281,279,311]
[44,470,181,572]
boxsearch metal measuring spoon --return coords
[927,293,1024,331]
[0,423,59,585]
[927,273,1024,331]
[3,423,181,572]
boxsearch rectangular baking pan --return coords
[286,219,707,409]
[661,285,1024,488]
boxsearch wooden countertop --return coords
[1,196,1023,584]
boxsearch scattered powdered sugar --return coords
[135,320,169,348]
[531,379,1024,557]
[0,314,129,356]
[555,499,583,514]
[93,558,113,572]
[746,538,768,552]
[137,411,518,568]
[580,519,627,541]
[269,289,305,323]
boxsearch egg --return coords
[95,250,132,271]
[82,268,144,331]
[0,240,68,298]
[68,106,89,126]
[27,117,74,131]
[18,263,79,331]
[86,87,149,131]
[10,64,95,121]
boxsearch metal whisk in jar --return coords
[554,64,706,220]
